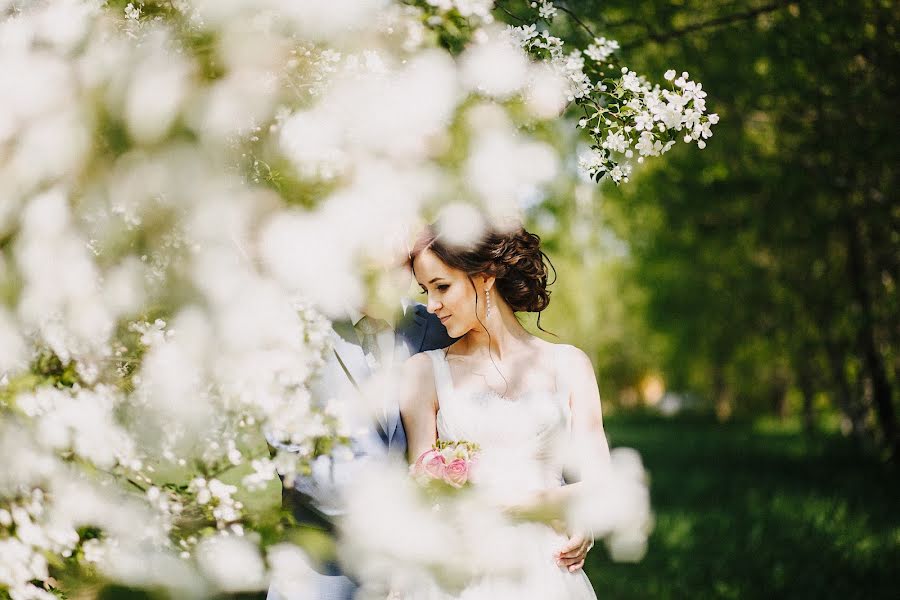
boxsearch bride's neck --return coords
[459,304,529,360]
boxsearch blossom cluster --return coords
[509,2,718,183]
[508,24,592,101]
[0,489,78,600]
[0,0,671,597]
[1,0,350,594]
[189,478,243,530]
[576,67,719,183]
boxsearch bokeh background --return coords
[518,1,899,597]
[2,1,895,599]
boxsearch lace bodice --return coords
[426,346,573,501]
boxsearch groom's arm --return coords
[281,478,337,533]
[265,434,338,533]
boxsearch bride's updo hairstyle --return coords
[409,219,556,330]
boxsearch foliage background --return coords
[526,0,897,446]
[518,1,898,597]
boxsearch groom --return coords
[267,300,456,600]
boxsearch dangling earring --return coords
[485,289,492,319]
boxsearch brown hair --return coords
[409,222,556,330]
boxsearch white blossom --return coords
[195,535,266,593]
[124,3,141,21]
[461,28,530,100]
[537,1,557,20]
[585,36,620,62]
[267,543,316,598]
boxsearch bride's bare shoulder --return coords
[532,338,572,354]
[537,340,592,369]
[403,351,435,378]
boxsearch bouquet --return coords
[410,440,480,489]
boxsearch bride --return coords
[398,221,610,599]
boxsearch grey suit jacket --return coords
[282,304,454,529]
[270,305,453,599]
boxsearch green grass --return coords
[585,413,899,599]
[77,413,898,599]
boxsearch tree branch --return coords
[493,1,528,24]
[125,476,148,493]
[622,0,796,50]
[556,3,598,40]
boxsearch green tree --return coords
[518,0,898,457]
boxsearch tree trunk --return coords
[824,339,868,442]
[772,382,789,420]
[846,217,899,460]
[769,368,790,419]
[713,364,733,421]
[797,359,816,435]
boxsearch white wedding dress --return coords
[420,346,597,600]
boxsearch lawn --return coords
[585,413,899,599]
[92,413,898,600]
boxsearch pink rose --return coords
[442,458,469,488]
[410,449,447,481]
[411,449,434,473]
[424,453,447,479]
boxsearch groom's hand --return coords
[556,532,593,572]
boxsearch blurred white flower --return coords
[131,309,216,448]
[331,50,460,159]
[14,187,113,363]
[524,62,569,118]
[17,385,137,470]
[191,69,278,141]
[435,202,487,249]
[426,0,494,20]
[280,108,347,179]
[267,543,316,598]
[196,534,266,592]
[125,30,192,144]
[102,257,146,316]
[465,118,559,218]
[460,29,530,100]
[341,463,457,584]
[0,308,26,376]
[99,542,204,597]
[0,537,50,597]
[259,210,364,316]
[565,446,653,561]
[194,0,389,41]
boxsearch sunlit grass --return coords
[587,413,898,599]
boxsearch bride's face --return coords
[413,249,484,338]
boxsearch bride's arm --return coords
[566,344,612,467]
[398,352,439,464]
[507,346,610,519]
